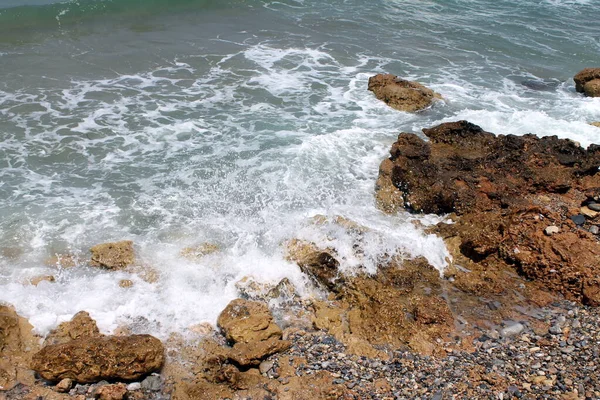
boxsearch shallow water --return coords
[0,0,599,336]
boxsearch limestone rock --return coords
[217,299,282,344]
[180,243,219,260]
[90,241,135,270]
[285,239,342,291]
[574,68,600,95]
[368,73,441,112]
[30,275,55,286]
[590,122,600,128]
[31,334,164,383]
[44,311,101,346]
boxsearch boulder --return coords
[31,334,164,383]
[0,305,39,389]
[217,299,282,344]
[90,241,135,270]
[368,73,441,112]
[574,68,600,95]
[375,120,600,304]
[44,311,101,346]
[583,79,600,97]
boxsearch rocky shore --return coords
[1,69,600,400]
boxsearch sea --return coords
[0,0,598,337]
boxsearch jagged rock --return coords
[44,311,101,346]
[55,378,73,393]
[0,305,39,390]
[90,241,135,270]
[94,383,127,400]
[119,279,133,288]
[590,122,600,128]
[285,239,342,291]
[31,335,164,383]
[235,277,297,302]
[574,68,600,96]
[376,120,600,305]
[368,73,441,112]
[217,299,282,344]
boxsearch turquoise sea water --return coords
[0,0,599,335]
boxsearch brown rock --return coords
[584,79,600,97]
[574,68,600,94]
[217,299,282,344]
[44,311,101,346]
[376,120,600,304]
[31,334,164,383]
[180,243,219,260]
[118,279,133,288]
[368,73,441,112]
[90,241,135,270]
[227,337,291,367]
[94,383,127,400]
[30,275,55,286]
[45,253,78,268]
[285,239,342,291]
[590,122,600,128]
[55,378,73,393]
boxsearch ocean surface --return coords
[0,0,599,337]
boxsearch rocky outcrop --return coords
[376,120,600,305]
[90,240,135,270]
[31,334,164,383]
[574,68,600,97]
[285,239,343,291]
[368,73,441,112]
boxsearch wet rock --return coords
[235,277,297,302]
[45,311,101,346]
[118,279,133,288]
[376,120,600,305]
[55,378,73,393]
[590,122,600,128]
[30,275,55,286]
[583,79,600,97]
[31,334,164,383]
[179,243,219,260]
[544,226,559,236]
[588,202,600,211]
[574,68,600,96]
[285,239,343,291]
[571,214,586,225]
[228,336,292,367]
[44,253,78,268]
[217,299,282,344]
[90,240,135,270]
[368,73,442,112]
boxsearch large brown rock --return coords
[217,299,282,344]
[90,240,135,270]
[583,79,600,97]
[376,120,600,305]
[574,68,600,96]
[284,239,343,291]
[44,311,101,346]
[31,334,164,383]
[368,73,441,112]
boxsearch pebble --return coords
[141,375,162,392]
[549,325,563,335]
[590,225,599,235]
[544,225,560,235]
[126,382,141,391]
[55,378,73,393]
[570,215,586,225]
[259,360,274,374]
[501,322,525,337]
[580,206,598,218]
[588,202,600,212]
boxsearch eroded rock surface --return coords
[574,68,600,97]
[376,120,600,305]
[217,299,282,344]
[31,334,164,383]
[44,311,101,346]
[90,240,135,270]
[368,73,441,112]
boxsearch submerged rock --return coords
[90,240,135,270]
[574,68,600,97]
[31,334,164,383]
[285,239,343,292]
[368,73,441,112]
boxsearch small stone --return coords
[119,279,133,288]
[588,202,600,212]
[501,323,524,337]
[544,226,560,236]
[259,360,274,375]
[94,383,127,400]
[56,378,73,393]
[590,226,599,235]
[580,206,598,218]
[140,374,162,392]
[570,215,586,226]
[549,325,562,335]
[126,382,141,391]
